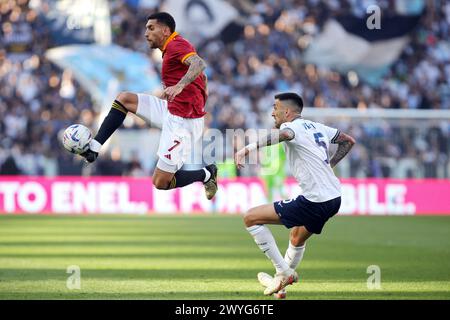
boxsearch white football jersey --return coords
[280,118,341,202]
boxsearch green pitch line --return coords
[0,215,449,300]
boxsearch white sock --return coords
[247,225,290,274]
[284,242,306,270]
[89,139,102,153]
[203,168,211,182]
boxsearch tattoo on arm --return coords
[329,132,356,168]
[178,55,206,88]
[204,73,208,96]
[256,128,295,149]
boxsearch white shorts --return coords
[136,93,204,173]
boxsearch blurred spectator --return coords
[0,156,21,175]
[94,148,126,176]
[0,0,99,176]
[125,152,147,177]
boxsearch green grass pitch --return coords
[0,214,449,300]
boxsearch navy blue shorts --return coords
[274,195,341,234]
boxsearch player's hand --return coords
[163,84,184,102]
[234,148,248,169]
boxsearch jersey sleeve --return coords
[280,122,296,134]
[279,122,297,142]
[168,39,197,64]
[319,123,340,144]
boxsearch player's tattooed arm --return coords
[257,128,295,148]
[329,132,356,168]
[163,54,207,101]
[204,73,209,96]
[178,54,207,87]
[234,128,294,169]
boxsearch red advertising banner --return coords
[0,176,448,215]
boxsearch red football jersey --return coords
[161,32,207,118]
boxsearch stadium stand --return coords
[1,0,449,177]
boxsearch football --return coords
[62,124,92,154]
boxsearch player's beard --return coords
[147,39,157,49]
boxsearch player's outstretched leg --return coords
[81,93,137,163]
[153,164,218,200]
[244,204,298,295]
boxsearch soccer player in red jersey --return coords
[80,12,217,199]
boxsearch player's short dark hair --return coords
[147,12,176,33]
[275,92,303,113]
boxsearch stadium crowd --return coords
[0,0,449,178]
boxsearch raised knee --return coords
[243,209,257,227]
[116,92,135,108]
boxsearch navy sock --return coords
[168,169,206,189]
[94,100,128,145]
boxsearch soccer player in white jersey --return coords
[234,92,355,297]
